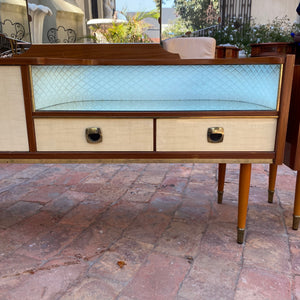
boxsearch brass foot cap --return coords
[237,228,245,244]
[268,190,274,203]
[217,191,224,204]
[293,215,300,230]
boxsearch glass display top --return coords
[31,64,281,111]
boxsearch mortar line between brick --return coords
[114,163,192,299]
[277,186,296,300]
[6,164,134,270]
[0,164,54,199]
[174,163,215,297]
[232,167,248,297]
[114,164,173,299]
[81,164,150,270]
[232,237,246,298]
[53,165,150,299]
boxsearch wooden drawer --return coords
[35,118,153,151]
[157,118,277,152]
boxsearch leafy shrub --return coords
[162,18,193,39]
[88,10,159,43]
[211,16,300,56]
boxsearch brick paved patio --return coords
[0,163,299,299]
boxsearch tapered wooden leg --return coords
[217,163,226,204]
[293,171,300,230]
[268,164,277,203]
[237,163,252,244]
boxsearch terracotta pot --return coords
[215,45,240,58]
[250,42,296,57]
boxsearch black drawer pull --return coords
[207,127,224,143]
[86,127,102,144]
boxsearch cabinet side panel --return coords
[0,66,29,151]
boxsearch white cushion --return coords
[162,37,216,59]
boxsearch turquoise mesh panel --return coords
[31,64,281,111]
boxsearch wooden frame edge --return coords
[20,65,37,152]
[275,54,295,164]
[0,151,275,160]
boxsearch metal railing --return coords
[184,0,252,38]
[191,24,221,37]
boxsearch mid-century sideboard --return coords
[0,44,295,243]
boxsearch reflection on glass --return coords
[0,0,31,42]
[28,0,84,44]
[161,0,220,40]
[26,0,160,44]
[0,0,31,56]
[0,1,223,47]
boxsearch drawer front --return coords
[0,66,29,151]
[35,118,153,151]
[157,118,277,152]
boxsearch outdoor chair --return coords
[162,36,216,59]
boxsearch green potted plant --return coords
[87,9,159,43]
[211,16,300,57]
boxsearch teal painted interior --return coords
[31,64,281,111]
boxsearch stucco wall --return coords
[251,0,299,24]
[0,1,31,42]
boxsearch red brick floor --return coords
[0,163,299,299]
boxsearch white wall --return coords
[251,0,299,24]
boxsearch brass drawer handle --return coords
[86,127,102,144]
[207,127,224,143]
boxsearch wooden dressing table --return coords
[0,43,294,243]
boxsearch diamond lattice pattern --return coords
[31,64,281,111]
